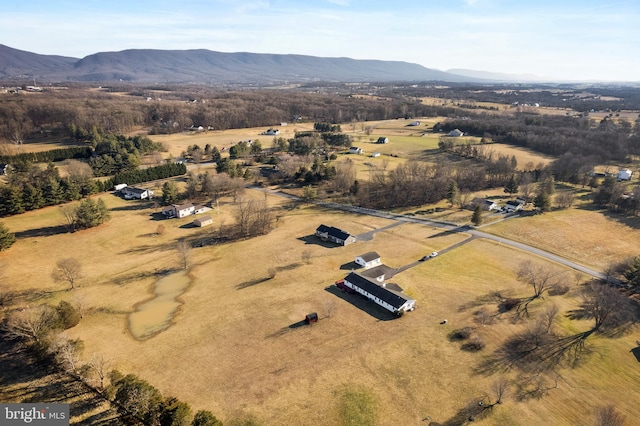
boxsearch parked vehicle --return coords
[430,251,438,258]
[335,279,355,294]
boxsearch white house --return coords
[484,200,499,211]
[355,252,382,269]
[162,203,196,218]
[344,272,415,315]
[315,225,356,246]
[121,186,151,200]
[618,169,633,181]
[504,199,525,212]
[448,129,464,137]
[349,146,363,154]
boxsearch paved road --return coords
[252,187,614,283]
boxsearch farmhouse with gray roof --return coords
[315,225,356,246]
[343,272,415,315]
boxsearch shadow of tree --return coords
[110,202,154,211]
[236,276,272,290]
[14,225,69,239]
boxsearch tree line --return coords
[0,87,467,144]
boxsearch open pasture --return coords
[486,206,640,271]
[2,194,639,424]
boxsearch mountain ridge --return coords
[0,44,486,84]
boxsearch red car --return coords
[335,279,356,294]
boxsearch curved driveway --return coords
[253,187,613,283]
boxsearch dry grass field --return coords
[2,189,639,425]
[3,104,640,424]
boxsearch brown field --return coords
[2,190,639,425]
[485,206,640,271]
[3,96,640,424]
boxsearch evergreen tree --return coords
[471,204,483,226]
[162,181,179,204]
[192,411,222,426]
[504,174,519,197]
[44,178,65,205]
[23,183,45,210]
[447,180,460,207]
[0,222,17,251]
[2,186,25,215]
[74,198,110,229]
[534,191,551,212]
[623,257,640,288]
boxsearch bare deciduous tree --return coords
[554,191,575,209]
[491,378,510,405]
[301,249,312,265]
[516,261,566,316]
[49,335,83,375]
[53,258,83,289]
[60,204,78,232]
[595,405,626,426]
[176,239,191,271]
[3,306,56,344]
[88,354,111,390]
[324,300,336,318]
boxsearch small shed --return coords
[349,146,363,154]
[448,129,464,137]
[377,137,389,144]
[305,312,318,324]
[193,215,213,227]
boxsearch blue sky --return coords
[2,0,638,81]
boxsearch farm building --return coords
[121,186,152,200]
[483,199,499,211]
[371,152,381,158]
[305,312,319,324]
[376,137,389,144]
[504,199,525,212]
[114,183,128,192]
[618,169,633,181]
[408,121,421,126]
[263,128,280,135]
[343,272,415,315]
[447,129,464,137]
[315,225,356,246]
[349,146,364,154]
[361,264,395,283]
[355,252,381,269]
[193,215,213,227]
[163,203,196,218]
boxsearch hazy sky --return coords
[2,0,638,81]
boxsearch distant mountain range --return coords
[0,44,549,85]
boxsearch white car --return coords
[430,251,438,258]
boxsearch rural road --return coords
[252,187,614,283]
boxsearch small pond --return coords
[127,271,192,340]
